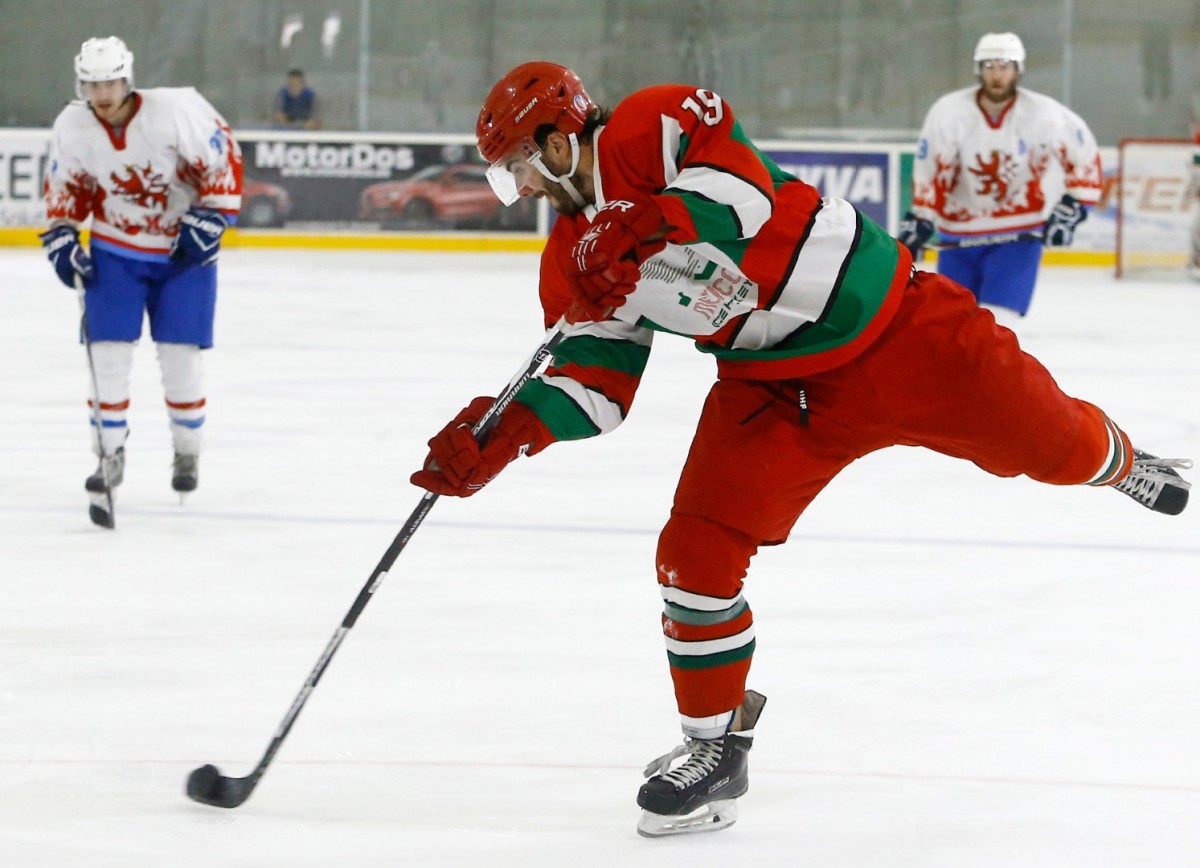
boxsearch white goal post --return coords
[1116,137,1200,279]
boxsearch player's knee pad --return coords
[90,341,135,401]
[156,342,203,400]
[656,513,759,598]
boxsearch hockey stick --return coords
[77,274,116,529]
[185,316,571,809]
[932,231,1044,250]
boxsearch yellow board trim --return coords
[0,226,548,254]
[923,247,1114,268]
[1,226,1112,264]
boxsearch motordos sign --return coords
[253,141,416,178]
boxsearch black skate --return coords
[85,446,125,493]
[172,452,199,495]
[636,689,766,838]
[1113,450,1191,515]
[85,447,124,529]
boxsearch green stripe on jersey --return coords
[675,132,690,169]
[663,189,741,239]
[735,125,796,187]
[669,120,787,240]
[516,380,601,441]
[551,334,650,376]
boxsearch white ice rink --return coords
[1,246,1198,867]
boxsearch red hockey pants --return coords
[657,270,1132,718]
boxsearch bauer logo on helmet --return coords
[514,98,539,124]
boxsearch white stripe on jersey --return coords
[670,164,772,239]
[539,374,627,435]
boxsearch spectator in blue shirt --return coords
[273,69,320,129]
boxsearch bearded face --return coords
[978,60,1020,105]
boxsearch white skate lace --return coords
[1116,456,1193,503]
[642,738,724,790]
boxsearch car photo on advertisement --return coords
[358,163,534,229]
[240,177,293,228]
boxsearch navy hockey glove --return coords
[171,207,229,266]
[39,225,95,288]
[897,211,934,258]
[411,397,552,497]
[1043,195,1087,247]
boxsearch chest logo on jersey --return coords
[969,150,1021,203]
[109,162,169,210]
[674,262,753,329]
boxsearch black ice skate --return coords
[1113,450,1191,515]
[85,446,125,493]
[172,452,199,497]
[636,689,766,838]
[85,446,124,529]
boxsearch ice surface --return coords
[1,248,1197,866]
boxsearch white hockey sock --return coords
[88,341,135,456]
[156,342,205,455]
[680,709,735,741]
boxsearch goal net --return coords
[1116,138,1200,279]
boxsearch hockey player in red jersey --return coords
[41,36,242,526]
[410,62,1191,837]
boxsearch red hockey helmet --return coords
[476,62,595,204]
[477,62,594,164]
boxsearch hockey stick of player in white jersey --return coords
[932,230,1044,250]
[76,274,117,529]
[185,317,570,809]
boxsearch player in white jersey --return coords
[899,32,1101,328]
[40,36,242,526]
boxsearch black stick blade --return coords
[186,764,256,808]
[88,500,115,529]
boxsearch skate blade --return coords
[636,799,738,838]
[88,491,115,529]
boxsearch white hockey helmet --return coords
[973,32,1025,72]
[75,36,135,98]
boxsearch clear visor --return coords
[484,137,549,206]
[77,77,132,102]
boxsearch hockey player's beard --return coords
[543,183,584,217]
[981,79,1018,108]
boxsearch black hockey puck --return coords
[186,764,222,802]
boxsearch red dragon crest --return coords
[109,162,170,210]
[968,151,1018,204]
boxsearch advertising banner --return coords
[238,134,537,231]
[763,147,890,228]
[0,129,538,233]
[0,130,51,227]
[0,129,1121,256]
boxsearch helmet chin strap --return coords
[531,133,587,208]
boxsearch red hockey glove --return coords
[567,198,665,321]
[410,397,550,497]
